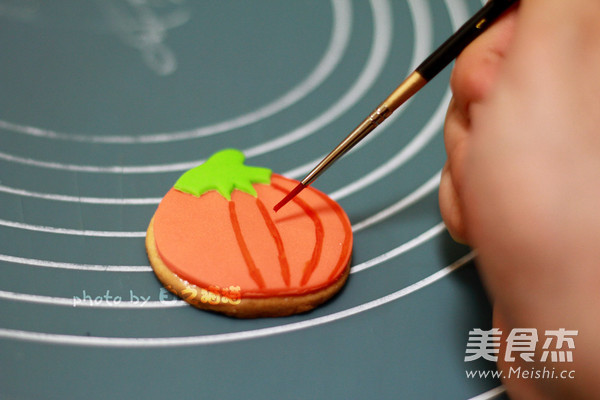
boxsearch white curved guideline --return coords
[0,169,440,237]
[0,218,146,237]
[0,0,401,174]
[351,222,446,273]
[0,184,161,205]
[0,0,351,143]
[0,252,474,347]
[352,171,440,232]
[0,254,150,272]
[0,220,448,305]
[467,386,506,400]
[0,216,446,273]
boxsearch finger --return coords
[439,162,467,244]
[441,97,470,243]
[449,6,517,116]
[444,96,469,167]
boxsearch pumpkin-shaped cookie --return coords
[146,149,353,317]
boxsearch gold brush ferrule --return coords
[300,71,426,187]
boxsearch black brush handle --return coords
[416,0,518,81]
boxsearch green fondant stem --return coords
[173,149,271,200]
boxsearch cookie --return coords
[146,149,353,318]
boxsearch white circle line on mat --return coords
[350,222,447,274]
[0,169,440,237]
[466,385,506,400]
[0,184,162,205]
[0,220,446,273]
[0,252,474,347]
[0,0,351,144]
[0,254,151,272]
[0,223,447,307]
[352,171,440,232]
[0,218,147,237]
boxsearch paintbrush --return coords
[274,0,517,212]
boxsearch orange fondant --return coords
[153,174,353,298]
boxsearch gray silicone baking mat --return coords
[0,1,508,399]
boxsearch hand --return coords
[440,1,600,398]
